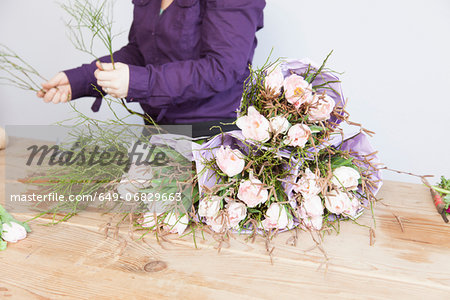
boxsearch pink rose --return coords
[283,74,313,108]
[237,174,268,208]
[264,66,284,95]
[206,214,228,233]
[285,124,311,148]
[308,94,335,122]
[269,116,291,135]
[294,168,322,198]
[236,106,271,142]
[298,195,324,230]
[301,215,323,231]
[226,201,247,228]
[302,195,324,217]
[262,203,290,230]
[215,145,245,177]
[343,196,361,219]
[325,190,352,215]
[164,212,189,235]
[198,196,221,218]
[331,166,360,191]
[1,222,27,243]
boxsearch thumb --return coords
[42,72,67,89]
[96,60,104,71]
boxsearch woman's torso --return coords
[130,0,264,124]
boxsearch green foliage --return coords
[0,240,7,251]
[330,156,355,169]
[438,176,450,191]
[0,44,47,92]
[61,0,117,63]
[437,176,450,210]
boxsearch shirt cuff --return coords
[127,64,151,100]
[63,63,98,99]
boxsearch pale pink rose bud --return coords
[226,201,247,228]
[298,194,324,231]
[264,66,284,95]
[343,196,361,219]
[262,203,290,230]
[215,145,245,177]
[285,124,311,148]
[302,215,323,231]
[269,116,291,135]
[294,168,322,197]
[325,190,352,215]
[1,222,27,243]
[308,94,335,122]
[236,106,271,142]
[198,196,221,218]
[311,216,323,230]
[164,212,189,235]
[331,166,361,191]
[206,214,228,233]
[302,195,324,217]
[237,174,269,208]
[283,74,313,108]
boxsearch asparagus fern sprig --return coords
[60,0,157,125]
[61,0,118,65]
[0,44,46,92]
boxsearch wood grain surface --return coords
[1,137,449,299]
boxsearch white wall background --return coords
[0,0,449,183]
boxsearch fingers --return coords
[94,69,116,81]
[93,62,129,98]
[41,86,71,104]
[107,90,120,99]
[96,80,118,90]
[51,90,71,104]
[43,88,57,103]
[60,90,69,103]
[51,90,62,104]
[98,84,119,97]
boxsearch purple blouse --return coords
[64,0,265,124]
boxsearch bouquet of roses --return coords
[190,55,382,236]
[1,35,383,241]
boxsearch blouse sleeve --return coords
[126,0,265,108]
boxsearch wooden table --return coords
[1,138,449,299]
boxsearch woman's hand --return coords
[94,61,130,99]
[37,72,72,104]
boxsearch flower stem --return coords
[432,186,450,195]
